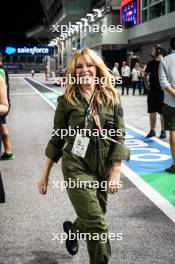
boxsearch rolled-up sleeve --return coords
[45,96,68,163]
[108,96,130,161]
[159,60,170,90]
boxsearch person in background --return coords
[131,62,141,95]
[140,62,147,95]
[159,36,175,173]
[144,44,166,139]
[0,75,8,115]
[0,53,14,160]
[31,69,35,78]
[0,75,8,203]
[121,61,130,95]
[112,62,120,88]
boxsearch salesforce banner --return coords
[2,45,54,56]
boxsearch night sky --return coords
[0,0,45,46]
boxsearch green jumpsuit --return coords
[46,91,130,264]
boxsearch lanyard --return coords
[84,93,123,145]
[84,91,96,129]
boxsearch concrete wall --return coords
[140,40,170,64]
[128,11,175,44]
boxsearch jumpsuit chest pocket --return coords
[102,113,115,130]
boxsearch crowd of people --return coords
[112,42,171,140]
[112,37,175,172]
[112,60,146,95]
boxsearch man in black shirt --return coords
[144,45,166,139]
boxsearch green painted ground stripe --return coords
[140,172,175,206]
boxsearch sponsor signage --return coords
[2,45,54,56]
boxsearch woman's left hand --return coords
[107,162,121,194]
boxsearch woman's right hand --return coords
[38,159,54,195]
[38,176,48,195]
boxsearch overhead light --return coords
[93,9,104,18]
[49,40,56,46]
[62,33,68,38]
[70,27,76,34]
[56,37,64,44]
[76,22,83,26]
[80,18,89,26]
[67,24,78,34]
[76,22,83,32]
[86,13,95,22]
[52,39,57,45]
[48,42,54,47]
[60,30,72,37]
[67,31,72,37]
[60,35,66,40]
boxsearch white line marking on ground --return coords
[27,77,62,95]
[126,124,170,148]
[24,78,56,110]
[122,163,175,223]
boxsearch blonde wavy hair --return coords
[64,48,119,107]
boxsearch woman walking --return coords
[38,48,130,264]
